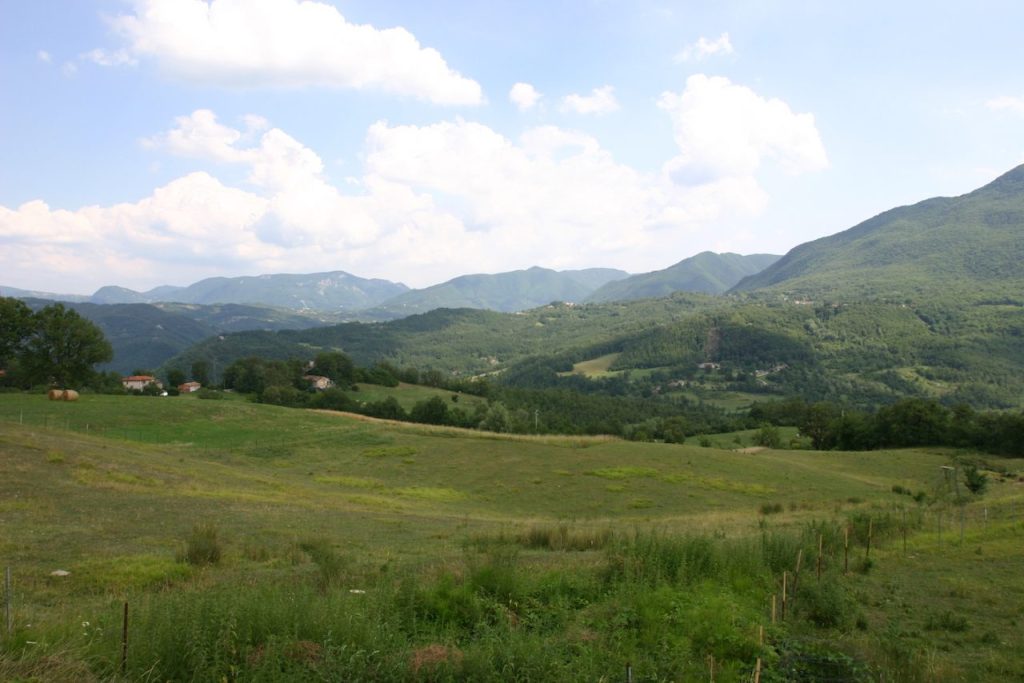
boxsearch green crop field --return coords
[1,393,1022,681]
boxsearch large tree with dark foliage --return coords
[20,303,113,387]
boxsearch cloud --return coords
[658,74,828,181]
[509,82,542,111]
[675,33,734,62]
[37,50,52,63]
[561,85,620,115]
[1,88,824,292]
[93,0,482,105]
[81,48,138,67]
[986,95,1024,116]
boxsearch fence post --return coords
[781,571,787,621]
[902,508,907,555]
[625,662,633,683]
[816,533,823,582]
[866,519,873,560]
[121,601,129,675]
[4,566,11,634]
[843,526,849,574]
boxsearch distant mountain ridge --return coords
[89,271,410,312]
[366,266,630,317]
[732,164,1024,298]
[18,299,340,374]
[586,252,780,303]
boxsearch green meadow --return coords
[1,393,1022,681]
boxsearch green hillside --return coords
[1,394,1022,681]
[587,252,780,302]
[163,294,724,380]
[366,266,629,317]
[732,165,1024,299]
[19,300,338,374]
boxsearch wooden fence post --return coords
[4,566,11,634]
[121,601,129,675]
[866,519,873,561]
[781,571,787,621]
[902,508,907,555]
[816,533,823,582]
[843,526,849,574]
[771,594,777,624]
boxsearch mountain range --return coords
[586,252,780,302]
[2,253,780,317]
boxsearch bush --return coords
[796,578,854,628]
[298,539,347,592]
[179,523,222,566]
[964,464,988,495]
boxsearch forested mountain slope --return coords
[733,165,1024,299]
[365,266,629,317]
[587,252,779,302]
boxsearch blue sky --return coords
[2,0,1023,294]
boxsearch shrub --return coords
[760,502,784,515]
[796,578,854,628]
[925,610,969,632]
[196,388,223,400]
[298,539,347,592]
[964,465,988,495]
[179,523,222,566]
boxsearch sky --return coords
[2,0,1023,295]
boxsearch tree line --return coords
[750,397,1024,456]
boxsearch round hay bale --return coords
[48,389,63,401]
[62,389,80,401]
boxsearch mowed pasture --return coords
[1,393,1023,681]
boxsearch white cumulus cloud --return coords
[561,85,620,115]
[986,95,1024,116]
[658,74,828,182]
[675,33,734,62]
[509,82,542,111]
[1,89,826,292]
[96,0,483,105]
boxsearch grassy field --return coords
[560,352,622,378]
[349,382,488,411]
[1,393,1022,681]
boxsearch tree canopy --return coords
[0,299,114,388]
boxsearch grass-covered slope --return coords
[732,164,1024,299]
[366,266,630,317]
[1,394,1022,681]
[587,252,780,302]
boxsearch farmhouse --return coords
[178,381,202,393]
[122,375,161,391]
[303,375,334,391]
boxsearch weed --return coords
[298,538,347,591]
[924,610,969,632]
[179,523,222,566]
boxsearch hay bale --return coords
[47,389,63,401]
[62,389,79,401]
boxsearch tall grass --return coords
[7,524,877,681]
